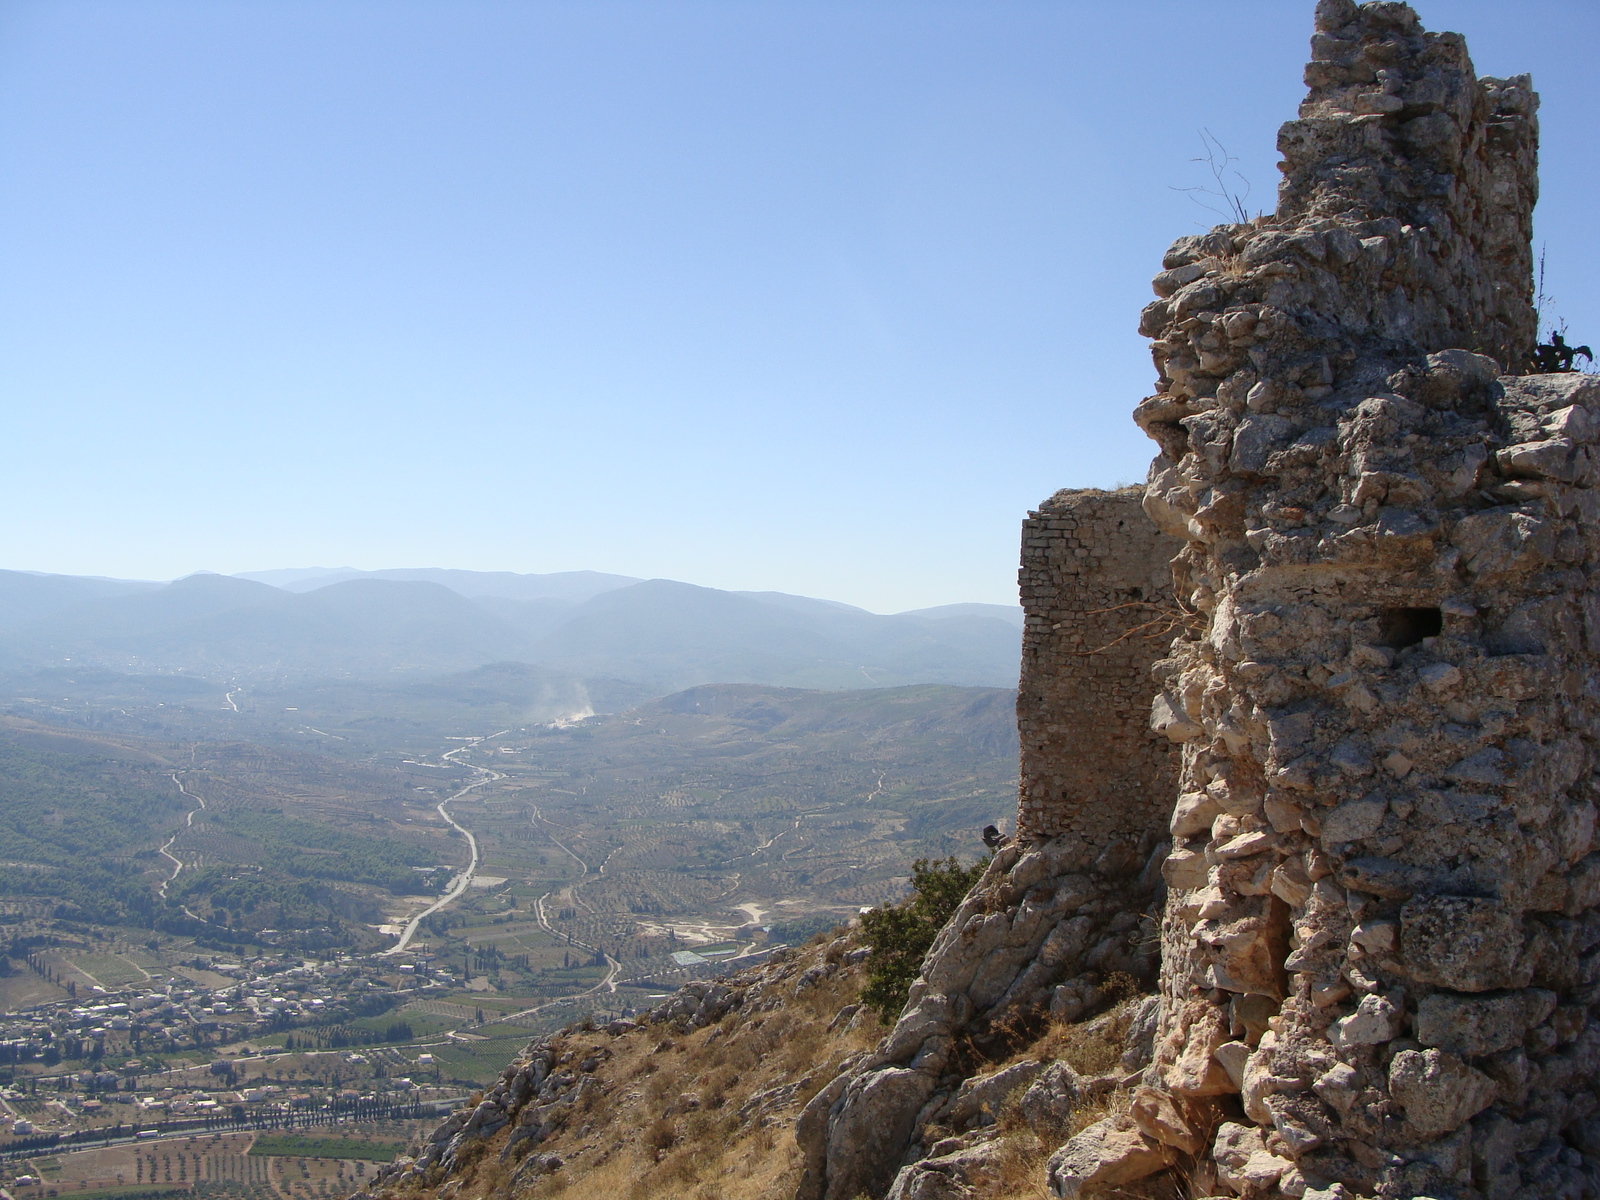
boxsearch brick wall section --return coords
[1015,486,1183,845]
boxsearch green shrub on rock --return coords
[859,855,987,1022]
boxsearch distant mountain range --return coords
[0,568,1021,696]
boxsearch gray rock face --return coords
[941,1060,1044,1130]
[1413,987,1556,1057]
[1018,1062,1083,1136]
[795,837,1163,1200]
[1388,1048,1499,1136]
[884,1141,1005,1200]
[822,1068,937,1200]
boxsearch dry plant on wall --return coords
[1070,599,1204,658]
[1171,129,1259,226]
[1533,246,1596,373]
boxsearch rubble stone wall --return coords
[796,493,1181,1200]
[1109,3,1600,1199]
[796,5,1600,1200]
[1016,487,1183,845]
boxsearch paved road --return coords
[157,773,209,899]
[384,735,506,956]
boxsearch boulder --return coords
[1019,1062,1082,1136]
[944,1060,1044,1129]
[885,1141,1005,1200]
[823,1068,938,1200]
[1045,1116,1175,1199]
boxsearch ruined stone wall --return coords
[1101,3,1600,1199]
[795,495,1181,1200]
[798,6,1600,1200]
[1016,487,1182,846]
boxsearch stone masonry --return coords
[1017,487,1183,844]
[794,494,1182,1200]
[1110,2,1600,1198]
[801,4,1600,1199]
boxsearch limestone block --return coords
[1328,992,1402,1049]
[1319,793,1387,844]
[1128,1085,1215,1154]
[1171,791,1222,837]
[1311,1062,1360,1114]
[1400,894,1529,992]
[1045,1117,1174,1199]
[1388,1048,1498,1136]
[1413,988,1557,1057]
[1158,999,1235,1097]
[1211,1121,1295,1195]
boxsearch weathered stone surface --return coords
[1400,894,1528,991]
[1212,1121,1296,1195]
[1019,1062,1082,1136]
[1413,988,1557,1057]
[885,1141,1005,1200]
[1045,1116,1174,1199]
[800,837,1149,1199]
[942,1060,1044,1129]
[1388,1048,1499,1136]
[1328,991,1402,1049]
[822,1068,938,1200]
[1129,1085,1215,1154]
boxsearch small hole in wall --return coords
[1376,606,1443,649]
[1128,587,1144,600]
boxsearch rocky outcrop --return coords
[797,488,1180,1200]
[796,833,1167,1199]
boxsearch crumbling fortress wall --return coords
[806,2,1600,1199]
[1111,1,1600,1198]
[796,495,1185,1200]
[1017,487,1182,843]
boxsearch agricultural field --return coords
[3,1127,412,1200]
[0,676,1017,1134]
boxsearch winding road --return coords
[157,773,208,899]
[383,736,505,956]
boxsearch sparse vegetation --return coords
[857,855,989,1022]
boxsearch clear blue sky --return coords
[1,1,1594,612]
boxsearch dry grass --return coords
[366,941,1166,1200]
[374,942,878,1200]
[951,984,1153,1200]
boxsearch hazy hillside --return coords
[236,566,640,602]
[0,569,1022,695]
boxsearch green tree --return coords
[859,855,988,1022]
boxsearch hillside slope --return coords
[354,926,1159,1200]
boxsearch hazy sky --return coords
[2,1,1595,612]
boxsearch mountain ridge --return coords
[0,568,1022,695]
